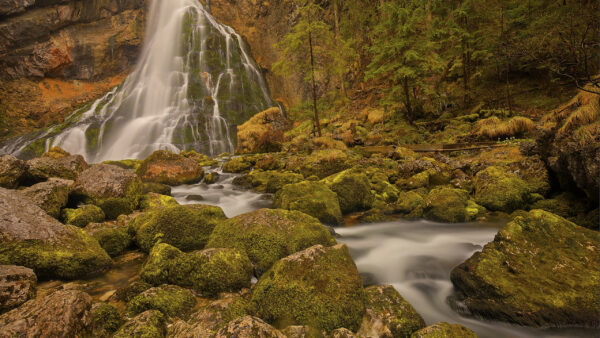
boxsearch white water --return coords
[1,0,273,162]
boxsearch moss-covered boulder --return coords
[0,265,37,313]
[450,210,600,327]
[181,150,219,167]
[357,285,425,337]
[236,107,290,154]
[423,188,481,223]
[222,156,254,173]
[0,187,112,280]
[136,150,204,186]
[285,149,354,179]
[529,192,587,219]
[127,284,196,318]
[410,322,477,338]
[215,316,286,337]
[474,166,529,212]
[139,192,179,210]
[247,170,304,193]
[394,191,425,218]
[397,171,430,190]
[206,209,336,273]
[62,205,105,227]
[91,302,124,336]
[323,170,374,213]
[114,280,152,303]
[141,243,252,296]
[0,155,27,189]
[204,172,220,184]
[251,244,365,332]
[274,181,343,225]
[26,149,88,182]
[20,178,72,218]
[142,182,172,196]
[114,310,166,338]
[84,222,132,257]
[72,164,142,219]
[103,159,142,170]
[130,204,226,253]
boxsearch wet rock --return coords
[204,172,220,184]
[142,182,172,196]
[423,187,483,223]
[251,244,365,333]
[20,177,72,218]
[236,107,290,154]
[323,170,374,213]
[0,187,112,279]
[215,315,286,337]
[139,192,179,210]
[394,191,425,218]
[27,150,89,182]
[410,322,477,338]
[185,194,205,202]
[0,265,36,313]
[114,280,152,303]
[62,204,105,227]
[72,163,142,219]
[0,289,93,337]
[141,244,252,296]
[223,156,254,173]
[127,284,196,318]
[136,150,205,186]
[474,166,529,212]
[450,210,600,327]
[246,170,304,193]
[91,302,124,337]
[0,154,27,188]
[357,285,425,338]
[206,208,336,274]
[84,222,131,257]
[114,310,166,338]
[274,180,343,225]
[130,204,226,252]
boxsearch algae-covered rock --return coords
[114,310,166,338]
[0,265,37,313]
[130,204,226,252]
[181,150,219,167]
[394,191,425,218]
[397,171,430,190]
[0,155,26,188]
[136,150,205,185]
[274,181,343,225]
[357,285,425,338]
[206,208,336,273]
[26,149,88,182]
[285,149,354,178]
[0,290,92,337]
[423,187,479,223]
[0,187,112,279]
[20,177,72,218]
[73,164,142,219]
[323,170,374,213]
[222,156,254,173]
[84,222,132,257]
[141,244,253,296]
[142,182,172,196]
[251,244,365,332]
[215,315,286,338]
[247,170,304,193]
[204,172,220,184]
[62,204,105,227]
[139,192,179,210]
[474,166,529,212]
[410,322,477,338]
[450,210,600,327]
[114,280,152,303]
[127,284,196,318]
[91,302,124,336]
[236,107,290,154]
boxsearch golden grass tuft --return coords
[540,85,599,140]
[476,116,535,140]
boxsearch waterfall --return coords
[1,0,273,162]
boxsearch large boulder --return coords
[236,107,290,154]
[138,192,179,210]
[0,155,27,188]
[141,243,253,296]
[130,204,226,253]
[26,148,89,182]
[90,302,124,337]
[323,170,374,213]
[215,316,286,337]
[72,164,142,219]
[423,187,483,223]
[62,205,106,228]
[474,166,529,212]
[410,322,477,338]
[285,149,354,179]
[251,244,365,333]
[450,210,599,327]
[136,150,205,186]
[20,177,72,218]
[84,222,132,257]
[0,187,112,279]
[246,170,304,193]
[274,181,343,225]
[0,290,93,337]
[127,284,196,318]
[206,208,336,274]
[357,285,425,337]
[114,310,166,338]
[0,265,37,313]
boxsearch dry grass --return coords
[476,116,535,140]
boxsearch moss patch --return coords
[274,181,343,225]
[127,285,196,318]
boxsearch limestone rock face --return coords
[136,150,205,186]
[450,210,600,327]
[0,289,93,337]
[26,153,88,181]
[236,107,290,154]
[0,187,112,279]
[0,265,37,313]
[20,177,72,218]
[0,155,27,188]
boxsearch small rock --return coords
[0,265,37,313]
[0,155,27,189]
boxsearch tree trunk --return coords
[308,29,322,137]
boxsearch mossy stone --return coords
[222,157,254,173]
[136,150,204,186]
[410,322,477,338]
[142,182,172,196]
[139,193,179,210]
[423,187,479,223]
[103,159,142,170]
[474,166,529,212]
[206,208,337,274]
[394,191,424,218]
[62,205,105,228]
[91,302,124,335]
[247,170,304,193]
[114,310,166,338]
[274,181,343,225]
[322,170,374,213]
[84,222,132,257]
[127,285,196,318]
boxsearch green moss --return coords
[397,171,430,190]
[423,187,480,223]
[529,193,587,219]
[204,172,219,184]
[61,205,105,228]
[103,159,142,170]
[250,244,365,333]
[322,170,374,213]
[206,208,336,274]
[127,285,196,318]
[284,149,355,179]
[114,310,166,338]
[92,303,124,334]
[181,150,219,167]
[115,280,152,302]
[394,191,425,218]
[247,170,304,193]
[130,204,226,253]
[139,193,179,210]
[142,182,172,196]
[222,157,254,173]
[410,322,477,338]
[474,166,529,212]
[274,181,343,225]
[84,222,132,257]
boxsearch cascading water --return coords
[1,0,273,162]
